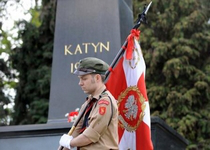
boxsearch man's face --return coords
[78,74,97,95]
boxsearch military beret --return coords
[74,57,109,76]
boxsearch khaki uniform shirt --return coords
[72,90,119,150]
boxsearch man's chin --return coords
[83,91,89,94]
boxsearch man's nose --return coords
[79,80,83,86]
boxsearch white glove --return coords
[59,134,73,149]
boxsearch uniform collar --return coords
[92,86,107,100]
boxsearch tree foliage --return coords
[0,0,16,125]
[10,0,56,124]
[133,0,210,149]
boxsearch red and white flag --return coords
[106,29,153,150]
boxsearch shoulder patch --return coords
[98,99,109,105]
[99,106,106,115]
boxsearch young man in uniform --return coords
[59,57,119,150]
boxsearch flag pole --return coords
[105,1,152,81]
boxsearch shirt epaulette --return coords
[99,91,109,98]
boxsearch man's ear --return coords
[95,74,102,82]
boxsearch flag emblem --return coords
[118,86,146,132]
[128,48,141,69]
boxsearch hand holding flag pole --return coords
[58,104,89,150]
[105,1,152,81]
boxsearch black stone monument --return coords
[48,0,133,123]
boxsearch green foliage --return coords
[134,0,210,149]
[0,0,15,125]
[10,0,56,125]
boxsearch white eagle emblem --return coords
[118,86,146,131]
[124,95,138,120]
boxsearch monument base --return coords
[0,117,188,150]
[151,117,188,150]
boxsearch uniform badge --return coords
[98,99,109,105]
[99,106,106,115]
